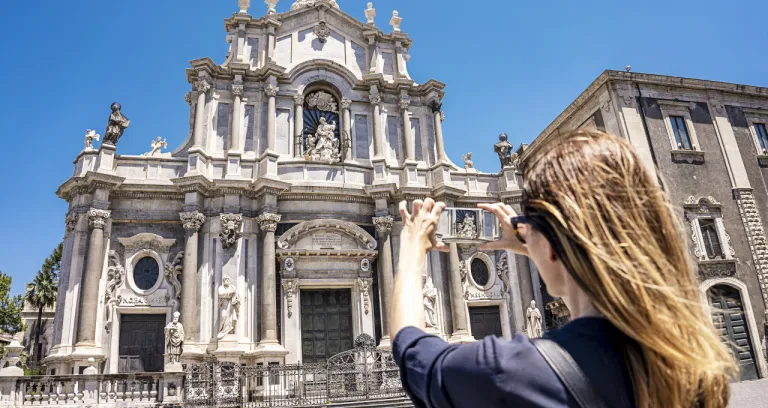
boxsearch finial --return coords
[389,10,401,32]
[365,2,376,25]
[238,0,250,13]
[265,0,278,15]
[625,65,632,72]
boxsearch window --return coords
[698,219,724,259]
[755,123,768,154]
[670,115,693,150]
[133,257,160,290]
[470,258,490,287]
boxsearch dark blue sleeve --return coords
[393,327,570,408]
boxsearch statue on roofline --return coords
[103,102,130,146]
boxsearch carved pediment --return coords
[118,233,176,253]
[277,219,376,251]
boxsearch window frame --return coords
[659,100,701,152]
[744,109,768,157]
[684,196,735,262]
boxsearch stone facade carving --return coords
[306,91,338,112]
[684,195,722,210]
[84,129,100,150]
[219,214,243,249]
[184,92,192,106]
[526,300,543,338]
[364,2,375,24]
[306,117,340,163]
[279,219,376,250]
[456,213,477,239]
[282,279,299,317]
[313,21,331,43]
[165,311,184,364]
[265,0,277,14]
[462,152,473,169]
[88,208,111,230]
[372,215,393,234]
[103,102,130,145]
[293,95,305,106]
[118,232,176,253]
[545,298,571,328]
[398,99,410,111]
[180,211,205,231]
[422,275,438,328]
[264,84,279,97]
[459,260,468,284]
[194,78,211,93]
[735,189,768,307]
[65,213,78,233]
[144,136,167,156]
[290,0,339,11]
[698,260,737,280]
[257,212,281,233]
[428,99,442,113]
[237,0,250,13]
[231,84,244,97]
[217,276,240,339]
[358,278,372,315]
[494,133,514,169]
[496,253,512,294]
[104,250,125,333]
[389,10,402,32]
[164,251,184,310]
[340,98,352,109]
[368,94,381,106]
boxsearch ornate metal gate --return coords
[326,334,402,401]
[184,361,214,407]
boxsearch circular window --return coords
[134,257,160,290]
[470,258,490,287]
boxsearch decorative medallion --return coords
[65,213,78,233]
[360,258,371,272]
[314,21,331,43]
[306,91,338,112]
[284,257,296,272]
[220,213,243,249]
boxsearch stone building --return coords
[47,0,540,375]
[528,69,768,381]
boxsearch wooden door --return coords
[118,314,166,373]
[708,285,759,381]
[300,289,353,363]
[469,306,503,340]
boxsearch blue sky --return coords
[0,0,766,295]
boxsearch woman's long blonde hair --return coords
[523,129,736,408]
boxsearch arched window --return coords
[302,90,343,163]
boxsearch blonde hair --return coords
[523,129,735,408]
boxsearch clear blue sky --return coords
[0,0,766,295]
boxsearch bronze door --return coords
[118,314,165,373]
[300,289,354,363]
[708,285,758,381]
[469,306,503,340]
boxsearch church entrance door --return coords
[707,285,759,381]
[300,289,353,363]
[118,314,165,373]
[469,306,503,340]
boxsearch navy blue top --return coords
[393,317,636,408]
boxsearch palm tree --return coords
[25,243,61,367]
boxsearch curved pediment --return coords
[277,219,376,251]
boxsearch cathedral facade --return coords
[47,0,535,375]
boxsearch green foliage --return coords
[0,271,24,334]
[25,243,62,367]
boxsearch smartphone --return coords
[437,207,498,243]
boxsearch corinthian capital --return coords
[194,78,211,93]
[231,84,244,97]
[88,208,111,230]
[428,99,443,113]
[341,98,352,110]
[180,211,206,232]
[398,99,410,111]
[368,94,382,106]
[257,212,282,232]
[293,95,305,105]
[373,215,393,234]
[264,84,279,97]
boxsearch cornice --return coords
[276,249,379,259]
[364,183,397,200]
[252,177,291,199]
[170,175,216,195]
[56,171,126,201]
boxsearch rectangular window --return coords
[411,118,423,162]
[216,103,231,152]
[669,116,693,150]
[755,123,768,154]
[386,115,402,161]
[354,114,370,159]
[699,219,724,259]
[243,105,256,152]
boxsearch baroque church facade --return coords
[48,0,536,375]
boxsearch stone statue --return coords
[526,300,543,338]
[220,214,242,249]
[364,2,376,24]
[84,129,100,150]
[146,137,168,156]
[462,152,473,169]
[494,133,515,168]
[306,117,340,163]
[456,213,477,239]
[423,275,438,329]
[389,10,402,32]
[103,102,130,145]
[217,276,241,339]
[165,311,184,364]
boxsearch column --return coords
[230,84,244,152]
[180,212,205,344]
[399,99,414,161]
[192,79,210,148]
[293,95,304,157]
[429,100,447,163]
[257,212,281,345]
[373,216,394,347]
[341,98,353,160]
[75,208,111,346]
[265,84,279,151]
[370,93,384,157]
[447,243,469,340]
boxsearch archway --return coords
[706,284,759,380]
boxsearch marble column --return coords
[265,84,279,151]
[447,243,469,340]
[76,208,111,346]
[257,212,281,344]
[399,99,414,161]
[341,98,353,160]
[293,95,304,157]
[192,79,210,148]
[373,216,394,346]
[429,100,447,163]
[370,94,384,157]
[180,212,205,343]
[230,84,244,152]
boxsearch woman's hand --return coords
[478,202,529,255]
[398,198,449,255]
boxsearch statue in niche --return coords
[306,117,340,163]
[423,275,438,329]
[217,276,241,339]
[103,102,130,145]
[456,213,477,239]
[494,133,515,169]
[526,300,543,338]
[165,311,184,364]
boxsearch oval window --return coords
[134,257,160,290]
[471,258,490,287]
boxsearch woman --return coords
[391,130,735,408]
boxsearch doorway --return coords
[708,284,759,381]
[469,305,503,340]
[118,314,166,373]
[300,289,353,363]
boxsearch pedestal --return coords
[164,363,183,373]
[185,151,205,177]
[225,152,242,179]
[403,161,419,186]
[259,150,280,179]
[96,143,117,174]
[372,157,389,184]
